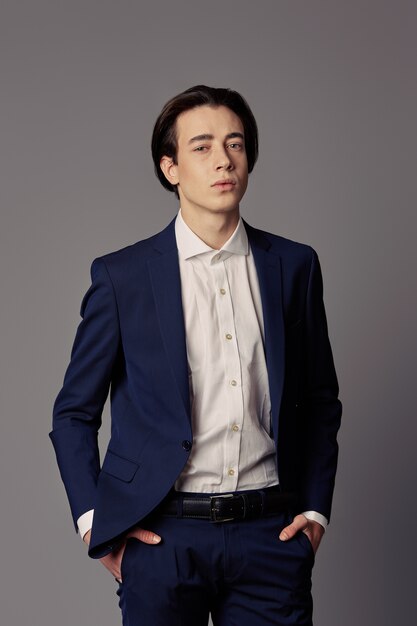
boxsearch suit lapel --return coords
[147,218,191,421]
[244,220,285,441]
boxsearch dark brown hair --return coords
[151,85,259,196]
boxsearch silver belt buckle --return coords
[210,493,235,522]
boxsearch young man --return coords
[50,85,342,625]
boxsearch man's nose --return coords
[215,148,233,170]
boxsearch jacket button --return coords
[182,440,192,451]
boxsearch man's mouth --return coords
[212,179,236,188]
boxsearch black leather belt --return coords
[158,487,297,522]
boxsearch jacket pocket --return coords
[101,450,140,483]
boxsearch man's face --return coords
[161,105,249,217]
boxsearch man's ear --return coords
[160,156,179,186]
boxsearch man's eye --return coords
[194,146,208,152]
[228,143,243,150]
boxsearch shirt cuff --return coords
[77,509,94,540]
[301,510,328,531]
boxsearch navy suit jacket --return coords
[50,217,342,558]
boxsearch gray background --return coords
[1,1,416,624]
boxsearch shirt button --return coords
[228,468,235,476]
[230,379,237,386]
[232,424,239,432]
[220,288,226,295]
[225,333,233,340]
[182,440,192,451]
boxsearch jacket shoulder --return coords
[94,234,157,266]
[90,218,176,274]
[244,221,315,264]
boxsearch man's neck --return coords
[179,206,240,250]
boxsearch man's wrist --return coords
[83,529,92,545]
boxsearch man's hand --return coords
[83,527,161,582]
[279,514,324,554]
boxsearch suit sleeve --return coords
[49,258,121,531]
[297,248,342,522]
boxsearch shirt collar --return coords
[175,207,249,262]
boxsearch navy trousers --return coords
[116,500,315,625]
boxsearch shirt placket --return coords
[211,253,243,490]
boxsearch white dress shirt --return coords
[77,209,327,538]
[174,208,279,492]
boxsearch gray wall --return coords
[1,1,416,624]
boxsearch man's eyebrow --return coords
[226,132,244,141]
[187,131,244,145]
[188,134,213,144]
